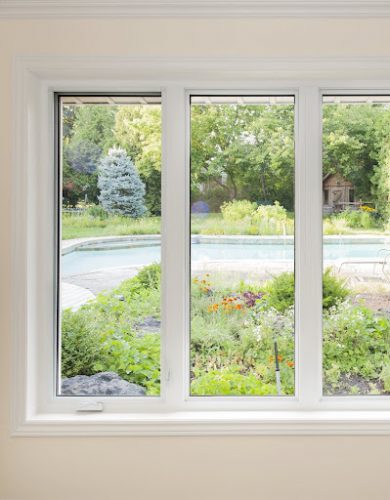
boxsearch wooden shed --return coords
[323,173,355,213]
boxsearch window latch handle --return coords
[77,401,104,413]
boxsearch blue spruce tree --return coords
[98,147,146,217]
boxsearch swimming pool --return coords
[61,240,390,276]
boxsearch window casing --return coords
[12,55,390,435]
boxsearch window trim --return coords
[11,55,390,436]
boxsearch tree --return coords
[72,105,116,153]
[190,103,295,210]
[114,105,162,215]
[371,110,390,217]
[64,139,102,174]
[98,147,146,217]
[323,104,385,201]
[62,105,116,205]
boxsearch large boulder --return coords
[61,372,146,396]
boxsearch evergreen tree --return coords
[98,147,146,217]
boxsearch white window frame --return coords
[11,55,390,436]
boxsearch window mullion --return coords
[296,86,323,408]
[161,86,187,407]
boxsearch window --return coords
[322,95,390,397]
[189,95,295,396]
[13,56,390,435]
[58,94,162,397]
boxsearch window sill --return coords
[12,410,390,436]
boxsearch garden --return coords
[63,262,390,396]
[60,95,390,397]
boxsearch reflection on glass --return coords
[322,95,390,396]
[190,95,295,396]
[59,95,161,396]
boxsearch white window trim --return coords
[11,55,390,436]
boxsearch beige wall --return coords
[1,18,390,500]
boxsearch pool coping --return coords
[62,233,390,255]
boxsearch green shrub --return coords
[220,199,256,222]
[381,363,390,392]
[323,218,351,235]
[136,262,161,289]
[191,367,277,396]
[325,207,381,233]
[251,202,294,235]
[322,268,349,308]
[262,269,349,312]
[94,332,160,395]
[61,264,162,393]
[61,309,101,378]
[323,301,390,393]
[85,204,108,220]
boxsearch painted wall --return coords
[1,18,390,500]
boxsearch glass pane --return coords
[190,95,295,396]
[58,95,161,396]
[322,95,390,396]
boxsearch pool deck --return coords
[62,282,95,311]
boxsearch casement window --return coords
[12,56,390,435]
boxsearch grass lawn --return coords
[62,213,162,239]
[62,211,388,240]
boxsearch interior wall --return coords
[1,17,390,500]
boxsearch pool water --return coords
[62,242,388,276]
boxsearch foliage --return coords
[61,263,162,394]
[64,139,102,175]
[61,308,102,378]
[371,109,390,218]
[323,300,390,394]
[251,202,292,235]
[136,262,161,289]
[62,263,390,396]
[190,275,295,395]
[85,204,108,220]
[331,207,380,230]
[191,367,277,396]
[322,269,350,308]
[380,363,390,392]
[94,332,160,395]
[261,270,349,312]
[323,104,385,202]
[98,147,147,217]
[220,199,256,221]
[71,105,116,153]
[114,105,161,215]
[62,100,390,218]
[219,200,292,235]
[191,103,295,210]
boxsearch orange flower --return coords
[235,304,243,310]
[207,303,219,313]
[286,361,294,368]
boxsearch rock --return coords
[61,372,146,396]
[135,316,161,336]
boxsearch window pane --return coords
[190,95,295,396]
[58,95,161,396]
[322,95,390,396]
